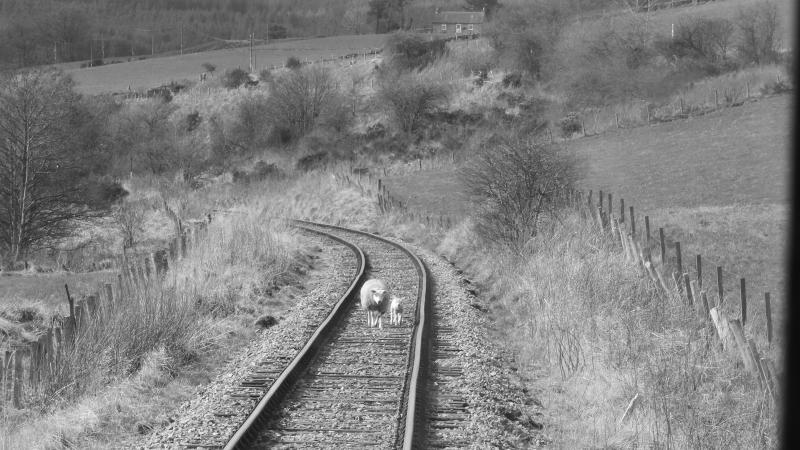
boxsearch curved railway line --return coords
[224,221,432,449]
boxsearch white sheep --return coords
[360,278,390,329]
[389,296,403,325]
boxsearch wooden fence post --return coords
[181,233,188,259]
[700,291,711,319]
[675,242,683,276]
[29,340,39,385]
[684,273,694,305]
[620,198,625,223]
[86,295,98,317]
[659,227,666,265]
[13,349,22,408]
[65,284,75,318]
[710,308,734,352]
[765,292,772,347]
[74,300,85,330]
[104,283,114,305]
[740,278,747,326]
[629,206,636,235]
[696,254,702,289]
[599,190,604,212]
[717,266,724,305]
[728,319,760,384]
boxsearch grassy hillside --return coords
[570,95,790,209]
[66,34,386,93]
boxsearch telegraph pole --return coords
[249,32,254,72]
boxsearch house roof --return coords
[432,11,484,24]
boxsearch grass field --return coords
[570,95,790,209]
[66,34,387,94]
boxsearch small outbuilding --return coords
[431,9,484,36]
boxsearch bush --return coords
[266,66,345,140]
[502,72,522,88]
[735,0,782,65]
[377,73,448,132]
[296,151,330,172]
[385,31,447,71]
[667,16,735,63]
[286,56,302,69]
[559,112,582,137]
[460,134,581,250]
[259,68,273,83]
[223,68,251,89]
[184,111,202,132]
[230,94,271,153]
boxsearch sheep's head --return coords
[372,289,386,304]
[390,296,402,307]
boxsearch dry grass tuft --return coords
[438,213,779,448]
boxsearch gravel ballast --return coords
[142,232,358,448]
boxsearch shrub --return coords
[377,73,448,132]
[230,94,271,153]
[286,56,302,69]
[460,133,581,250]
[223,68,251,89]
[384,31,447,71]
[502,72,523,88]
[735,0,782,65]
[296,151,330,172]
[201,62,216,76]
[259,68,273,83]
[114,201,146,249]
[559,112,582,137]
[668,16,735,63]
[266,66,344,140]
[184,111,202,132]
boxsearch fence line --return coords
[0,216,212,410]
[574,187,779,401]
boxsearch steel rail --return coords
[293,220,432,450]
[223,224,366,449]
[223,220,432,449]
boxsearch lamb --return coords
[360,278,390,329]
[389,296,403,326]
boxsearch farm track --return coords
[225,221,432,449]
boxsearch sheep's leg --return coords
[378,315,383,329]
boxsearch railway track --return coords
[224,221,432,449]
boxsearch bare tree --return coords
[377,73,448,132]
[460,134,580,250]
[735,0,781,64]
[267,66,342,139]
[201,62,217,76]
[0,69,109,265]
[114,201,146,249]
